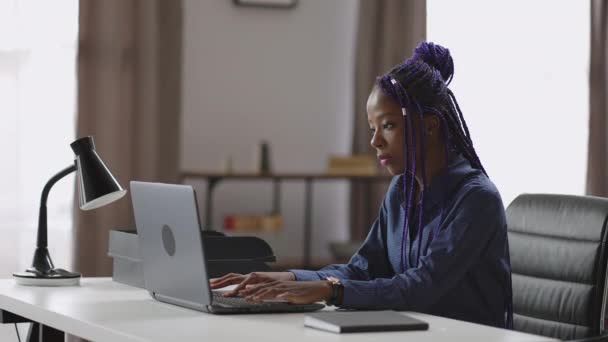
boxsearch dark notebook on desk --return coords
[304,310,429,334]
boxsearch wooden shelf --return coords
[180,171,390,268]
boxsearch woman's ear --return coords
[424,115,441,137]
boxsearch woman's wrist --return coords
[336,284,344,305]
[324,277,344,306]
[322,280,334,302]
[283,272,296,281]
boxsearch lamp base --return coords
[13,268,81,286]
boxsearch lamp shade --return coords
[70,136,127,210]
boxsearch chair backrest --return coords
[507,194,608,340]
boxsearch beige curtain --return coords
[73,0,182,277]
[351,0,426,240]
[587,0,608,197]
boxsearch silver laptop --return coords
[130,181,325,314]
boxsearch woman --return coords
[210,41,513,329]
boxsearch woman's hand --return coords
[240,280,333,305]
[209,272,295,297]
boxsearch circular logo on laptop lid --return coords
[161,224,176,256]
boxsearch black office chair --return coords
[507,194,608,341]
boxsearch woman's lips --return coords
[379,156,392,166]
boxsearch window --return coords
[427,0,590,207]
[0,0,78,276]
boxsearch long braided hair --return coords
[377,42,486,271]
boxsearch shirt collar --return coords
[394,153,480,213]
[422,153,478,212]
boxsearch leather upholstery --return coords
[507,194,608,340]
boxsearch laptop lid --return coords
[130,181,212,308]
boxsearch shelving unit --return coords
[180,172,391,268]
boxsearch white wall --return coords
[427,0,590,207]
[0,3,77,339]
[181,0,359,262]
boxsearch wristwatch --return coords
[325,276,344,306]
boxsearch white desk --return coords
[0,278,557,342]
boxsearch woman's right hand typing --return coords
[209,272,296,297]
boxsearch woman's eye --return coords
[383,123,395,129]
[369,127,376,134]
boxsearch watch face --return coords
[326,276,341,285]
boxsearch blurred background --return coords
[0,1,597,336]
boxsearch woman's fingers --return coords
[209,273,241,284]
[225,272,269,297]
[247,287,285,302]
[231,280,324,304]
[210,272,240,283]
[209,273,244,289]
[238,281,280,296]
[209,273,237,289]
[276,291,307,304]
[276,292,292,301]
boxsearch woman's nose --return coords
[370,132,384,149]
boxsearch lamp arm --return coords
[37,164,76,249]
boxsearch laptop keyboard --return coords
[212,292,289,308]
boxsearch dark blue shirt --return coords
[290,155,513,328]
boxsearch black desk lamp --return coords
[13,136,127,286]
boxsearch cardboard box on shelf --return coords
[224,214,283,232]
[326,155,377,176]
